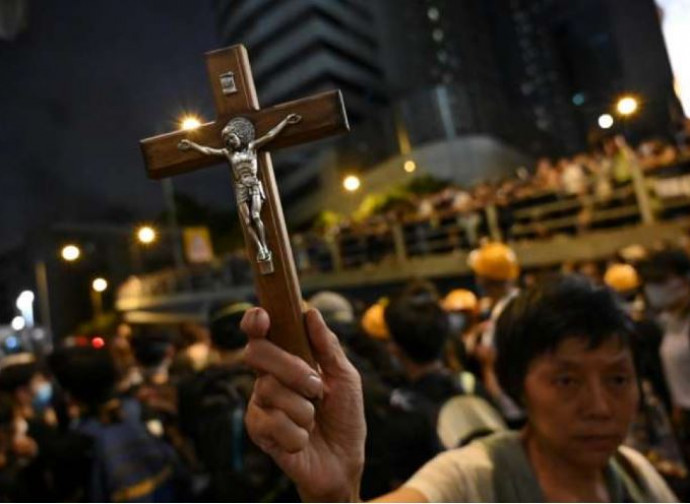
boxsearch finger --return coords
[244,338,323,400]
[254,375,316,431]
[305,309,352,378]
[241,307,270,340]
[246,402,310,454]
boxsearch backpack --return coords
[77,405,180,502]
[178,366,290,502]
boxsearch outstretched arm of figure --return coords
[251,113,301,150]
[177,139,225,157]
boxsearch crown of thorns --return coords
[222,117,255,144]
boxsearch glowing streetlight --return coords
[92,278,108,293]
[15,291,34,311]
[137,225,157,245]
[16,290,35,327]
[180,115,202,130]
[61,244,81,262]
[343,175,361,192]
[598,113,614,130]
[404,160,416,173]
[11,316,25,331]
[616,96,639,116]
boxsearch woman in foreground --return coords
[242,276,677,502]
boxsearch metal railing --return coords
[117,154,690,303]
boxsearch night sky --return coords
[0,0,239,254]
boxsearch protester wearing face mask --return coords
[0,354,55,426]
[0,355,57,499]
[243,276,677,502]
[0,392,42,501]
[605,263,689,493]
[441,289,480,377]
[640,249,690,465]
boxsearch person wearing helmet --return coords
[361,301,390,342]
[441,289,479,376]
[605,263,641,293]
[468,243,524,426]
[243,276,677,502]
[442,289,479,335]
[639,250,690,472]
[604,263,644,318]
[605,263,688,489]
[468,242,520,345]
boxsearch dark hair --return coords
[638,249,690,283]
[0,361,39,393]
[208,302,251,351]
[0,393,14,426]
[130,327,174,368]
[384,289,449,364]
[495,275,635,406]
[50,347,118,407]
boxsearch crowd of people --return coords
[318,135,690,248]
[3,235,690,501]
[243,240,690,502]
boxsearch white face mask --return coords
[645,277,690,311]
[448,313,468,334]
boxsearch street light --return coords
[91,278,107,319]
[137,225,157,245]
[180,115,202,130]
[92,278,108,293]
[343,175,361,192]
[404,160,416,173]
[16,291,35,327]
[616,96,639,116]
[61,244,81,262]
[11,316,25,331]
[598,114,614,130]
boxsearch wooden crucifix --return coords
[139,45,350,366]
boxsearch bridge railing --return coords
[117,155,690,303]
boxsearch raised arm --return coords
[177,139,225,157]
[242,308,430,503]
[251,113,301,150]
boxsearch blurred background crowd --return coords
[2,236,690,502]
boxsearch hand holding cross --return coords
[139,46,349,366]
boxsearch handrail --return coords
[117,155,690,304]
[511,185,635,220]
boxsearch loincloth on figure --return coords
[236,178,265,204]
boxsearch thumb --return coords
[241,307,270,341]
[305,309,350,377]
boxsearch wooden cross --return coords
[139,45,350,366]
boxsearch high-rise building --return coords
[594,0,678,139]
[371,0,549,152]
[214,0,678,218]
[0,0,28,41]
[485,0,584,154]
[215,0,385,122]
[539,0,677,144]
[213,0,387,200]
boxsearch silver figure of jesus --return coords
[178,113,301,267]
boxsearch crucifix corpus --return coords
[140,45,350,366]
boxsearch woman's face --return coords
[523,337,638,469]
